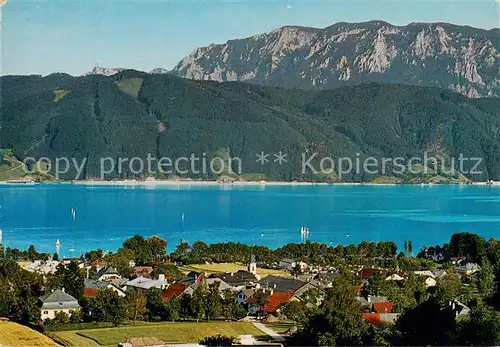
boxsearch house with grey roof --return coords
[84,278,126,297]
[38,289,81,321]
[123,275,169,292]
[432,269,448,279]
[93,266,122,282]
[453,263,480,276]
[310,272,338,288]
[210,270,258,290]
[182,278,234,296]
[257,275,308,293]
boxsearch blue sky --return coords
[2,0,499,76]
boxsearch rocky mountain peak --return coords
[172,21,500,98]
[84,66,126,77]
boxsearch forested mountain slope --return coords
[2,71,500,181]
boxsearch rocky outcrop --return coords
[172,21,500,98]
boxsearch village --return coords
[1,232,499,346]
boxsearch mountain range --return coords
[1,71,500,182]
[171,21,500,98]
[82,22,500,99]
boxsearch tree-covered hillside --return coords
[1,72,500,181]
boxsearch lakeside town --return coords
[1,232,499,346]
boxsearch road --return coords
[252,322,285,342]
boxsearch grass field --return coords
[179,263,288,277]
[48,322,266,347]
[265,322,296,335]
[0,149,54,181]
[47,330,100,347]
[0,321,58,347]
[116,78,144,99]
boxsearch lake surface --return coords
[1,183,500,257]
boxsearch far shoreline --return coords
[1,178,500,187]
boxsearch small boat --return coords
[71,208,76,220]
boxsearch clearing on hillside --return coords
[0,321,58,347]
[116,78,144,99]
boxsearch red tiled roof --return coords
[362,313,381,327]
[162,283,187,301]
[84,288,98,297]
[373,301,393,313]
[263,292,294,313]
[359,268,389,280]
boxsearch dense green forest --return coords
[2,71,500,181]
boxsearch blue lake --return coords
[1,183,500,257]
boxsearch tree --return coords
[476,257,495,296]
[165,296,181,321]
[179,294,193,319]
[152,263,183,281]
[110,247,136,277]
[450,233,485,263]
[280,301,306,323]
[486,238,500,277]
[376,241,397,259]
[90,289,127,326]
[252,290,270,318]
[205,281,222,321]
[301,287,324,307]
[147,236,167,262]
[146,288,167,321]
[48,261,85,301]
[191,283,207,322]
[0,259,43,324]
[53,311,70,324]
[457,306,500,345]
[127,289,147,321]
[434,273,462,304]
[297,276,369,346]
[365,273,387,297]
[69,310,83,323]
[85,249,104,262]
[199,335,236,346]
[27,245,37,261]
[220,289,245,321]
[394,299,457,346]
[171,241,191,263]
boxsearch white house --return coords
[385,274,404,281]
[38,289,81,321]
[424,276,437,288]
[123,275,169,292]
[94,266,122,282]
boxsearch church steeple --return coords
[248,254,257,275]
